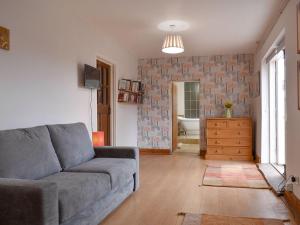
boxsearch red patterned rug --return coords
[202,164,269,189]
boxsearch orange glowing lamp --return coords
[92,131,105,147]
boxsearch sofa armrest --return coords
[94,146,138,159]
[94,146,140,191]
[0,178,59,225]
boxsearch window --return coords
[184,82,200,118]
[268,49,286,174]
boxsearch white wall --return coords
[175,82,185,116]
[253,0,300,198]
[0,0,138,146]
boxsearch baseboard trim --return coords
[200,150,206,157]
[255,154,261,163]
[284,191,300,224]
[140,148,171,155]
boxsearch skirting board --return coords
[200,150,206,157]
[284,191,300,224]
[255,154,261,163]
[140,148,171,155]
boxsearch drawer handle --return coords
[238,150,241,154]
[214,132,218,135]
[215,150,218,153]
[215,141,219,144]
[238,123,241,126]
[237,141,241,144]
[214,123,218,126]
[237,131,241,135]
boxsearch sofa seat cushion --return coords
[42,172,111,223]
[65,158,136,190]
[47,123,95,169]
[0,126,62,180]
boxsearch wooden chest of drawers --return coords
[205,118,253,161]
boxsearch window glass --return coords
[184,82,200,118]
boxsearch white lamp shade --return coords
[162,34,184,54]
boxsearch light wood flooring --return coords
[101,154,295,225]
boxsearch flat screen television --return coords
[84,64,101,89]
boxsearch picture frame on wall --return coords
[298,3,300,53]
[298,61,300,109]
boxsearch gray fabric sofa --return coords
[0,123,139,225]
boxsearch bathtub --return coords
[177,116,200,135]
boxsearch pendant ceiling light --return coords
[162,34,184,54]
[158,21,189,55]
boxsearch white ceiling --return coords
[76,0,287,58]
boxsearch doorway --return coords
[267,49,286,175]
[96,59,113,146]
[172,81,200,154]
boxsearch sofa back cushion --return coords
[47,123,95,169]
[0,126,62,179]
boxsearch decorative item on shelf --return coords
[123,92,129,101]
[118,79,127,90]
[117,79,144,104]
[92,131,105,147]
[129,93,137,103]
[131,80,141,93]
[118,91,125,102]
[125,80,131,91]
[0,26,9,50]
[224,101,233,118]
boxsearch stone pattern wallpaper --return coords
[137,54,257,150]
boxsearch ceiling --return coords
[77,0,288,58]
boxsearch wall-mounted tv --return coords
[84,64,101,89]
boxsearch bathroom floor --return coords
[176,143,200,154]
[178,135,199,144]
[175,133,200,154]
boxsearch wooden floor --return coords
[101,153,295,225]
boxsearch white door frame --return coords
[170,81,201,153]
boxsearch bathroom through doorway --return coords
[172,81,200,154]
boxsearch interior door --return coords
[172,83,178,151]
[97,60,111,146]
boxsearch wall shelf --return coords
[117,79,144,104]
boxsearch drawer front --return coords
[205,154,253,161]
[207,120,227,129]
[207,146,252,156]
[207,138,251,146]
[206,146,224,155]
[227,120,251,129]
[223,147,252,155]
[207,129,251,138]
